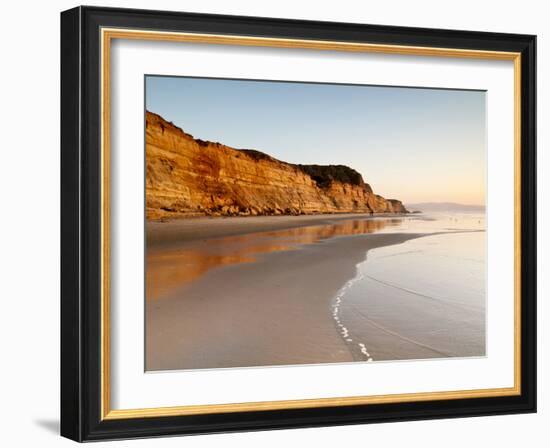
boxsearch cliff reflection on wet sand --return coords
[146,217,401,301]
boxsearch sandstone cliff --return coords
[146,111,408,220]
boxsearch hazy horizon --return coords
[146,76,486,205]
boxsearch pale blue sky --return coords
[146,76,486,204]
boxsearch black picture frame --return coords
[61,5,536,442]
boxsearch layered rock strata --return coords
[146,111,408,220]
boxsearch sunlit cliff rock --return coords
[146,111,408,220]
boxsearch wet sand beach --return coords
[145,213,485,371]
[146,213,407,247]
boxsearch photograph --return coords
[56,4,538,442]
[144,76,487,371]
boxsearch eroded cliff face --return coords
[146,111,408,220]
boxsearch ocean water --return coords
[332,213,486,361]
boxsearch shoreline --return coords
[337,231,486,362]
[147,212,410,248]
[146,230,428,371]
[145,212,485,371]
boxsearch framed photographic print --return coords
[60,6,536,442]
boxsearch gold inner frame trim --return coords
[100,27,522,420]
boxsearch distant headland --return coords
[406,202,485,213]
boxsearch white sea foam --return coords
[331,270,373,362]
